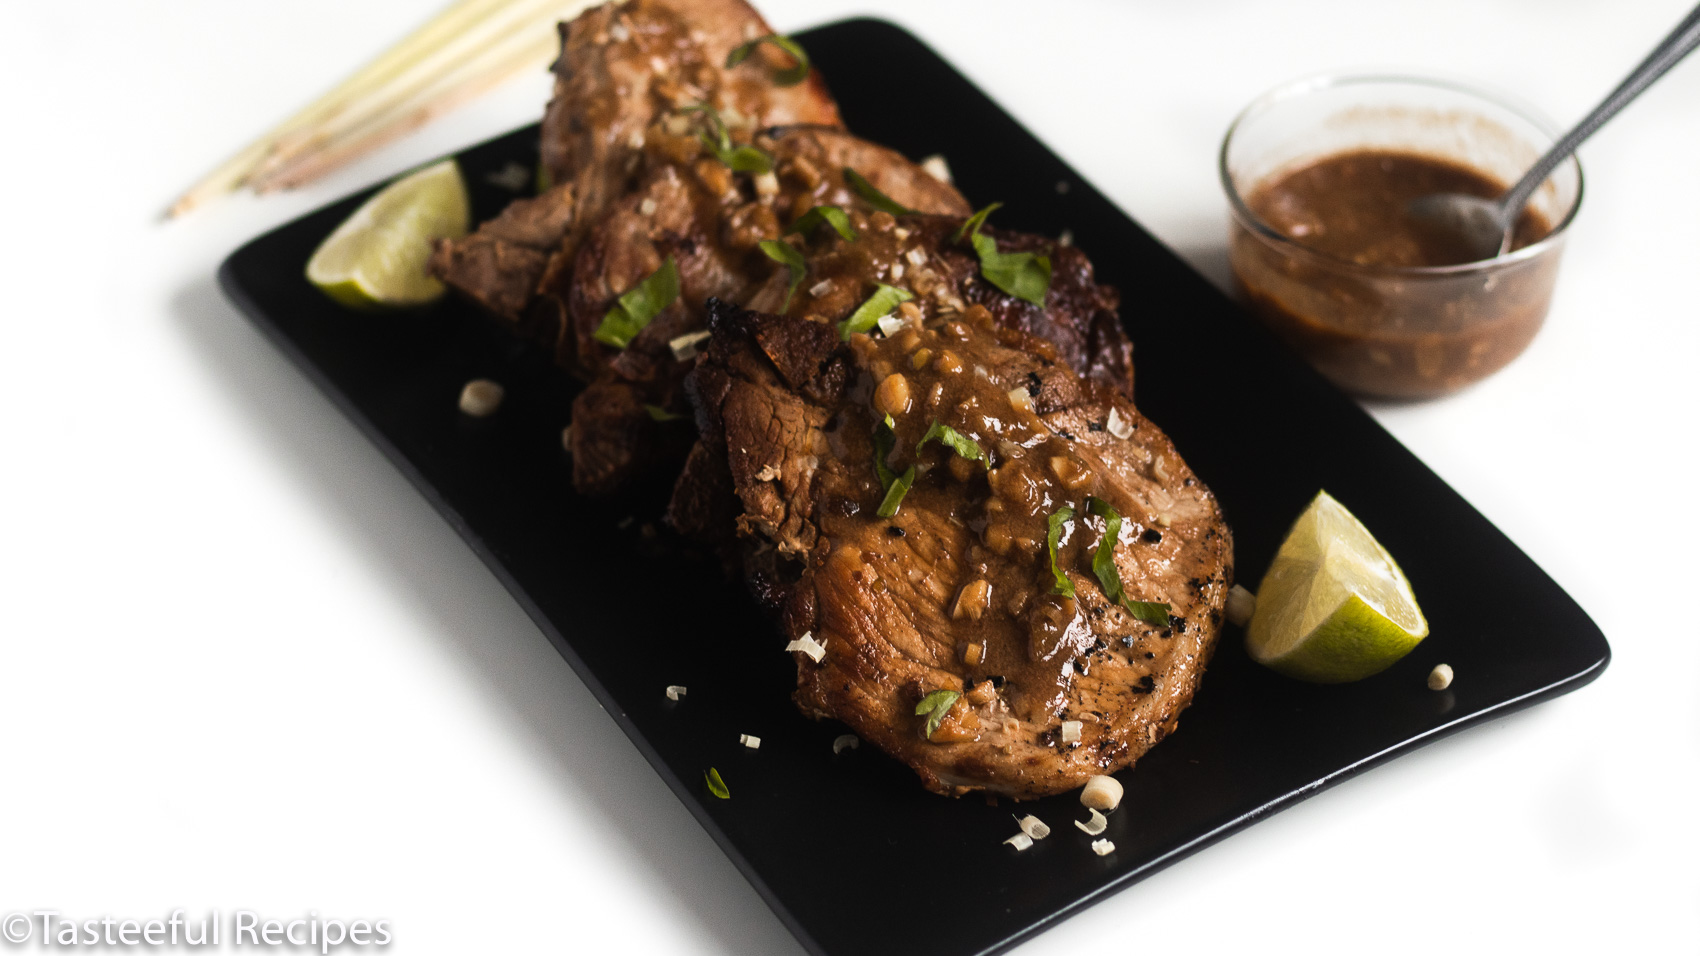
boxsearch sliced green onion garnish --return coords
[844,167,916,215]
[916,420,983,463]
[973,233,1051,306]
[786,204,857,242]
[876,466,915,518]
[725,33,810,86]
[1124,600,1174,627]
[914,689,962,740]
[682,103,775,173]
[838,283,913,340]
[593,257,680,348]
[644,404,684,422]
[759,238,807,311]
[873,414,898,489]
[1046,506,1076,597]
[953,201,1002,243]
[1085,496,1171,625]
[956,202,1051,307]
[873,413,914,518]
[705,767,730,799]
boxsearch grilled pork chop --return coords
[561,125,970,492]
[687,293,1231,798]
[668,209,1135,549]
[430,0,841,354]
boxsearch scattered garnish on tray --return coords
[704,767,730,800]
[1245,491,1428,683]
[305,159,469,309]
[458,378,505,417]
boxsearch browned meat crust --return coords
[668,210,1134,544]
[686,296,1232,798]
[430,0,842,353]
[558,125,970,493]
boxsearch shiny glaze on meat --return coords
[688,296,1231,798]
[430,0,841,347]
[560,124,970,493]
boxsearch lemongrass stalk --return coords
[251,31,562,192]
[167,0,512,217]
[251,0,595,192]
[248,0,570,188]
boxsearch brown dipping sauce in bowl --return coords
[1221,76,1582,399]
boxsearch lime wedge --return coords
[1246,490,1428,683]
[305,159,469,309]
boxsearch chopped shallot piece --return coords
[1075,809,1108,836]
[1091,839,1115,856]
[785,632,827,663]
[740,734,761,749]
[1016,815,1051,840]
[665,685,687,701]
[458,379,504,417]
[669,330,711,360]
[1080,775,1123,811]
[1225,585,1256,628]
[1008,387,1035,413]
[832,734,859,754]
[920,154,953,183]
[877,314,907,337]
[1106,406,1133,439]
[1004,833,1034,852]
[1060,720,1082,744]
[808,279,833,297]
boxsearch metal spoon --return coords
[1408,2,1700,262]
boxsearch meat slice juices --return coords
[687,292,1231,798]
[424,0,1235,798]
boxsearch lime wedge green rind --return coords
[1246,490,1429,684]
[305,159,470,310]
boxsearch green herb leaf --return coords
[972,232,1052,306]
[914,689,962,740]
[873,414,898,490]
[682,103,775,173]
[1046,506,1076,597]
[1085,496,1171,625]
[872,413,915,518]
[877,465,916,518]
[759,238,807,311]
[843,167,916,215]
[1086,496,1125,603]
[593,257,681,348]
[725,33,811,86]
[644,404,684,422]
[787,205,857,242]
[838,283,914,340]
[704,767,730,799]
[718,145,775,173]
[1124,600,1174,627]
[916,420,984,463]
[953,203,1052,307]
[953,201,1003,243]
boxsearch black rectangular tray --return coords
[218,18,1609,956]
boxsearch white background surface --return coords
[2,1,1696,953]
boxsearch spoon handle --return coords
[1500,1,1700,222]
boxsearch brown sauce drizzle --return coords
[815,306,1165,727]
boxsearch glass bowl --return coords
[1220,74,1583,400]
